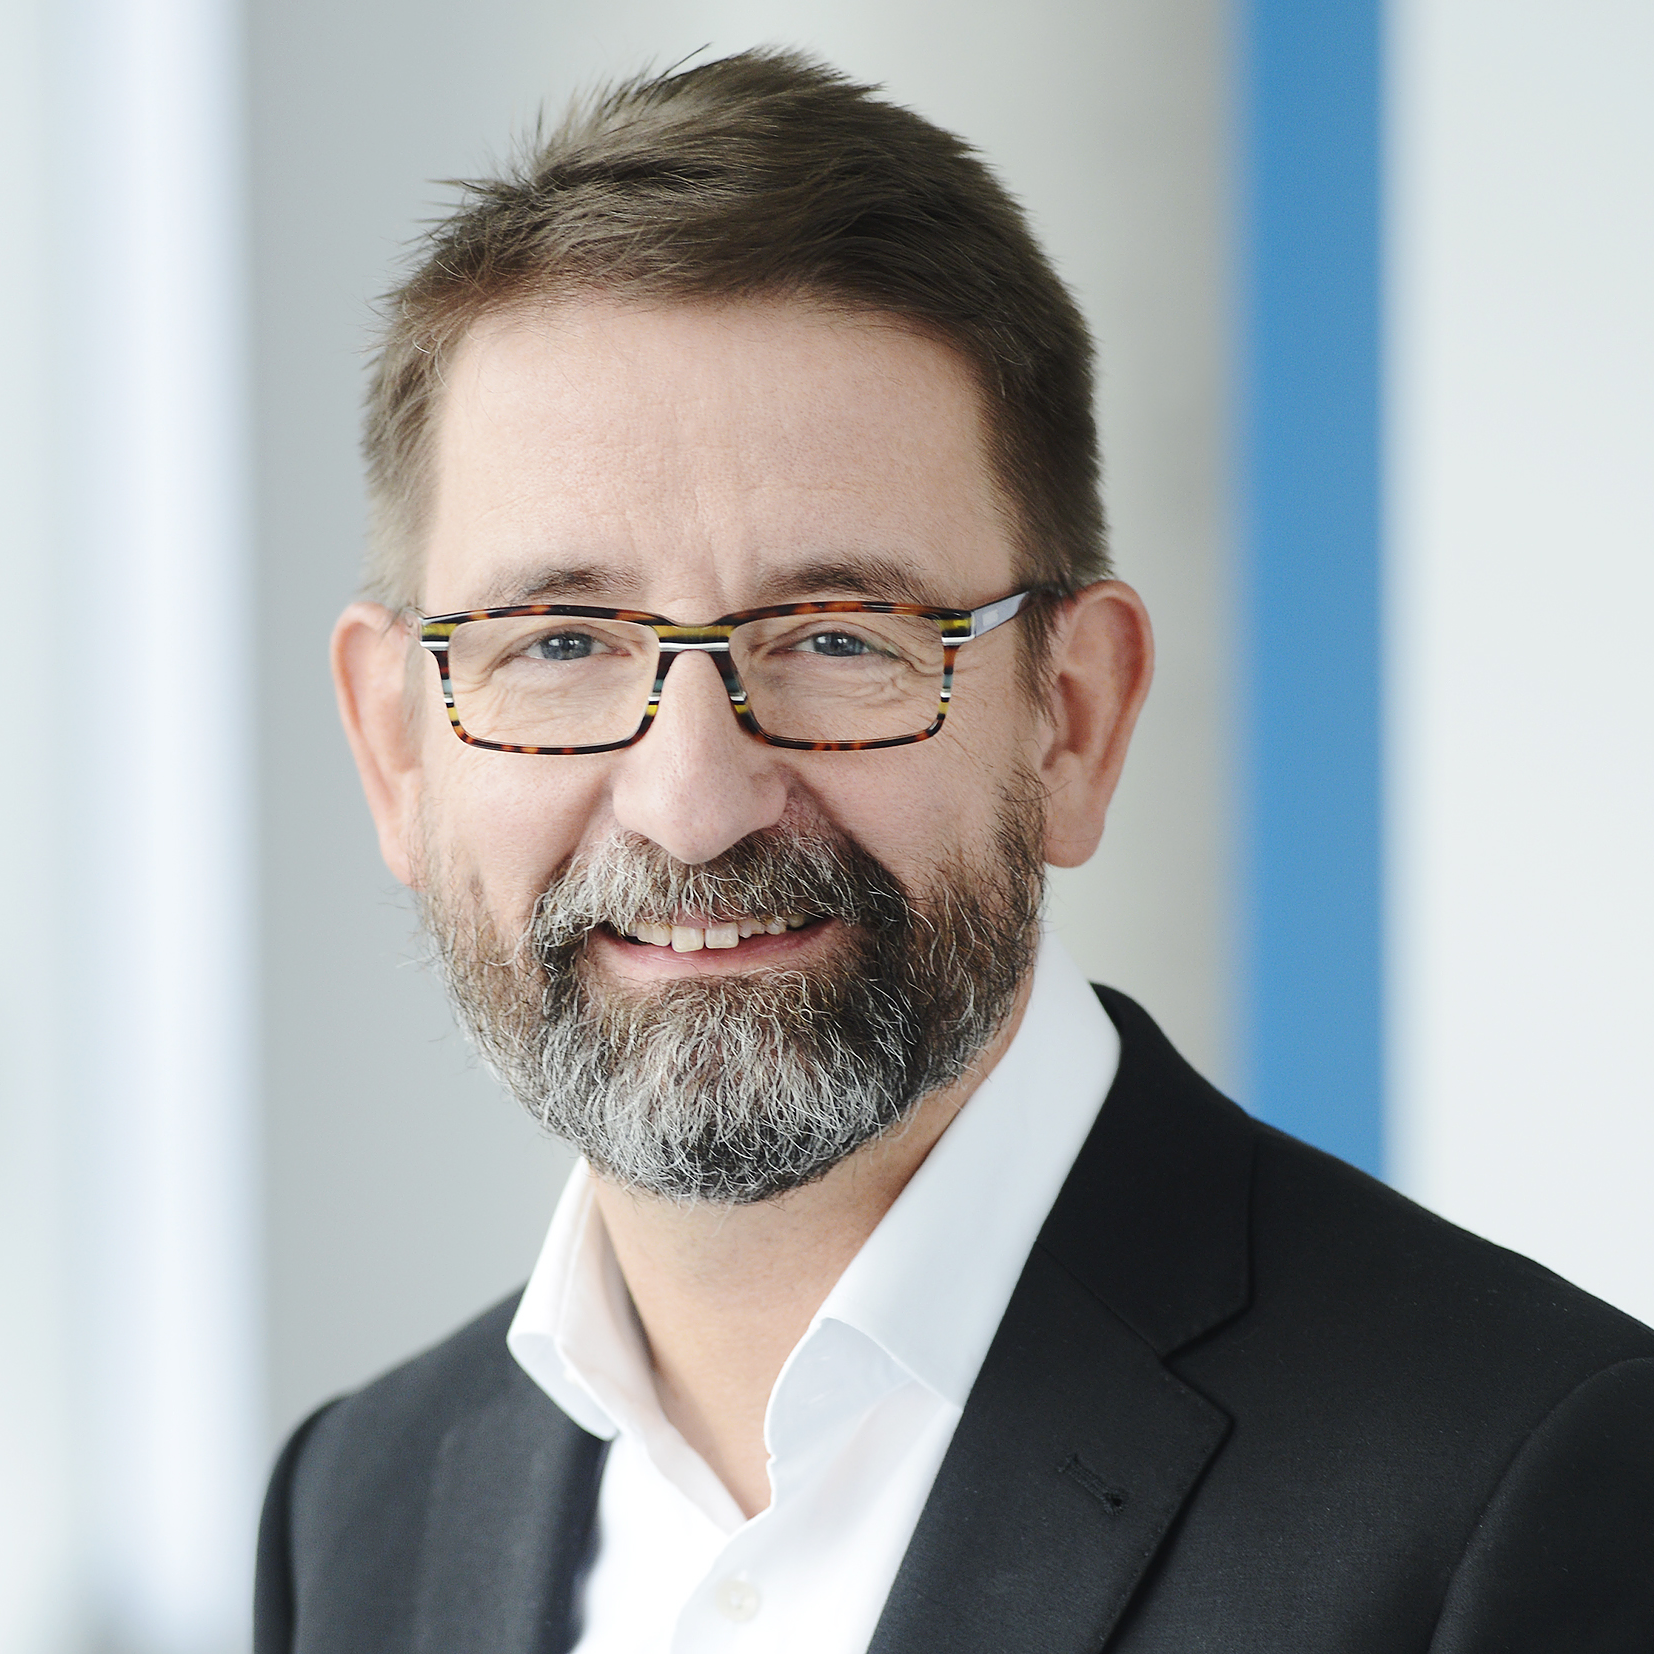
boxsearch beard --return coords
[418,787,1045,1205]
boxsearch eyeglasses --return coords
[414,590,1036,754]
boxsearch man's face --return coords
[343,296,1143,1200]
[415,297,1050,972]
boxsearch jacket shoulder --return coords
[292,1294,532,1527]
[1089,981,1654,1376]
[1084,988,1654,1648]
[1247,1121,1654,1376]
[301,1292,528,1461]
[257,1293,594,1653]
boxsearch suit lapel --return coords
[868,988,1256,1654]
[867,1249,1230,1654]
[414,1367,607,1654]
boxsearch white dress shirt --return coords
[507,932,1119,1654]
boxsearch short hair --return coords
[363,48,1109,632]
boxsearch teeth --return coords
[624,915,816,950]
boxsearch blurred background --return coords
[1,0,1649,1649]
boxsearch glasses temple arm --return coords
[968,590,1033,639]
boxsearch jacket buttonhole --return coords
[1058,1451,1128,1513]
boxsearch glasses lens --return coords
[446,616,658,748]
[732,612,946,743]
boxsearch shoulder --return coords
[292,1293,530,1496]
[1074,989,1654,1641]
[1245,1121,1654,1386]
[256,1293,590,1653]
[1228,1131,1654,1638]
[1087,983,1653,1389]
[280,1291,574,1556]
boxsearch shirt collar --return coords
[508,1165,633,1442]
[811,931,1118,1407]
[508,931,1118,1437]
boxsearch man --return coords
[257,50,1654,1653]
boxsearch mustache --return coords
[529,825,912,958]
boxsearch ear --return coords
[331,602,429,888]
[1037,581,1155,868]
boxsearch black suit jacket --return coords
[256,989,1654,1652]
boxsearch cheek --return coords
[800,652,1042,861]
[421,740,614,926]
[807,725,1030,889]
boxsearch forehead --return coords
[422,297,1015,613]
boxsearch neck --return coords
[590,976,1032,1519]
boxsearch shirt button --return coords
[715,1577,761,1622]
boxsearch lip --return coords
[587,916,841,980]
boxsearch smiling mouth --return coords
[608,914,820,953]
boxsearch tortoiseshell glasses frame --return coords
[414,589,1038,755]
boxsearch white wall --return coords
[1388,0,1654,1322]
[0,3,81,1646]
[2,0,260,1648]
[252,0,1237,1444]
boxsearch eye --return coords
[798,629,876,658]
[525,630,602,662]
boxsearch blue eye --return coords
[529,632,597,661]
[802,630,872,657]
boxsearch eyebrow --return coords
[480,563,644,607]
[748,555,944,608]
[478,553,947,612]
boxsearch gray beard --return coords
[420,793,1044,1205]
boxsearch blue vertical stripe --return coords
[1240,0,1384,1174]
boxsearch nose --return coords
[608,649,789,864]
